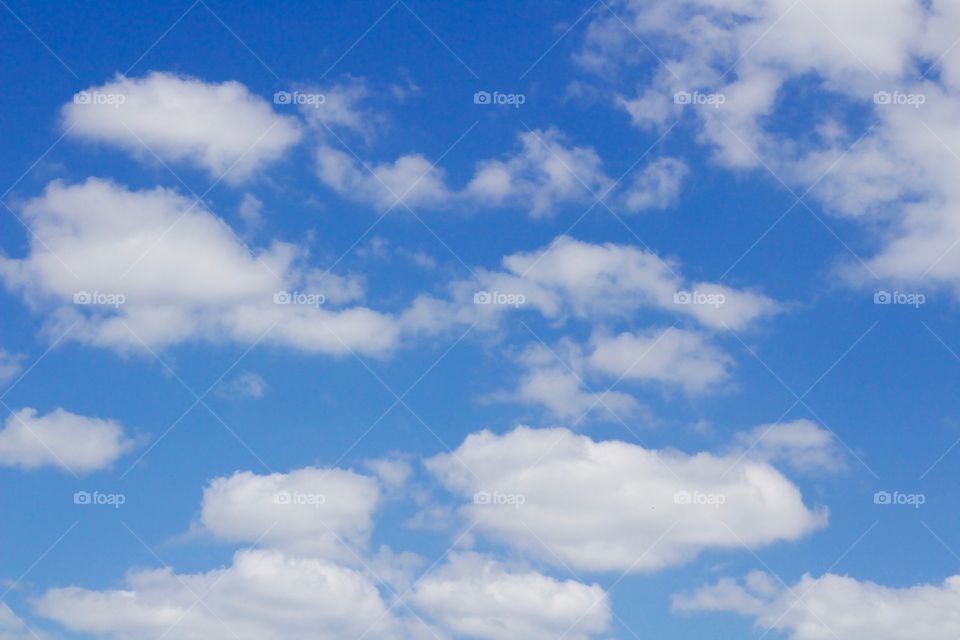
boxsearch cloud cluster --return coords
[2,178,775,422]
[578,0,960,293]
[35,462,613,640]
[674,570,960,639]
[315,124,687,216]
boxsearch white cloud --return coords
[576,0,960,294]
[237,193,263,234]
[315,145,453,210]
[0,178,402,356]
[200,467,380,558]
[490,236,777,329]
[513,342,641,420]
[588,327,733,393]
[402,235,776,417]
[411,552,610,640]
[427,426,827,573]
[63,72,302,182]
[674,570,960,640]
[507,328,733,420]
[466,128,612,216]
[732,419,846,474]
[314,126,664,218]
[296,77,380,139]
[31,461,619,640]
[0,603,54,640]
[35,548,407,640]
[0,407,132,472]
[221,372,266,398]
[363,456,413,492]
[0,350,23,386]
[406,236,779,335]
[622,157,688,212]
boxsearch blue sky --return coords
[2,1,960,638]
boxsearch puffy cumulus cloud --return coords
[0,407,132,473]
[490,236,776,329]
[673,570,960,640]
[588,327,733,393]
[732,419,846,474]
[426,426,827,573]
[465,128,612,217]
[405,235,778,335]
[200,467,380,558]
[512,342,641,421]
[0,178,401,356]
[35,548,409,640]
[62,72,302,182]
[622,157,688,212]
[411,552,610,640]
[315,145,454,210]
[507,327,732,420]
[576,0,960,294]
